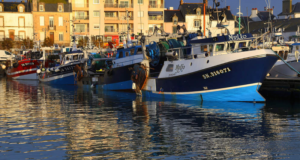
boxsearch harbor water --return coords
[0,78,300,159]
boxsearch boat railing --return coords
[114,57,143,67]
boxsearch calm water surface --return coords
[0,78,300,159]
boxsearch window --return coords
[0,17,3,27]
[173,17,178,25]
[59,33,63,41]
[125,52,129,56]
[39,5,44,11]
[105,12,114,17]
[201,45,207,52]
[215,44,224,51]
[138,0,143,4]
[40,32,45,41]
[5,51,11,55]
[228,43,235,51]
[138,23,143,30]
[196,8,201,15]
[58,5,62,12]
[120,1,129,8]
[194,20,200,27]
[20,7,23,12]
[19,32,25,40]
[105,26,114,32]
[94,24,100,29]
[138,11,143,17]
[173,26,177,34]
[49,16,54,27]
[94,11,100,17]
[149,0,157,8]
[94,0,99,4]
[19,17,25,27]
[166,64,174,72]
[75,24,85,32]
[118,51,123,58]
[130,49,135,55]
[107,36,112,41]
[40,16,44,26]
[238,42,246,48]
[0,6,2,12]
[59,17,63,26]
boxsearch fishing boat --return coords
[37,49,87,85]
[6,49,55,80]
[266,43,300,79]
[137,33,278,102]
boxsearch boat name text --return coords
[228,34,247,41]
[21,62,34,67]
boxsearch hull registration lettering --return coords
[202,67,231,79]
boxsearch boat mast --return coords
[203,0,206,37]
[237,0,242,34]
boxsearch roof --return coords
[164,10,185,22]
[242,18,300,34]
[278,2,300,16]
[33,0,72,12]
[235,16,253,28]
[190,34,253,44]
[1,2,31,12]
[207,8,235,21]
[178,3,203,17]
[257,11,275,21]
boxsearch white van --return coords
[0,50,15,61]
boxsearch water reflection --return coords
[0,78,300,159]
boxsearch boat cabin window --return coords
[201,45,208,52]
[118,51,123,58]
[228,43,235,51]
[215,44,225,52]
[79,55,83,60]
[278,51,288,60]
[73,55,78,60]
[166,64,174,72]
[130,49,135,55]
[5,51,12,55]
[238,42,247,48]
[125,52,129,57]
[248,41,252,47]
[137,48,142,54]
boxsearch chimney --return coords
[169,7,173,10]
[283,0,292,14]
[267,8,273,14]
[180,0,183,5]
[226,6,230,10]
[32,0,37,11]
[251,8,258,17]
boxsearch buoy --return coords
[37,69,41,74]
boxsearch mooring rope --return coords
[273,51,300,75]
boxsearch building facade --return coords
[0,2,33,41]
[278,0,300,19]
[32,0,72,46]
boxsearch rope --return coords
[274,51,300,75]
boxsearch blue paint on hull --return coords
[143,83,263,102]
[42,74,76,85]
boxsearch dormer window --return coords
[58,5,62,12]
[172,13,178,25]
[39,5,44,11]
[196,8,201,16]
[20,7,23,12]
[0,6,2,12]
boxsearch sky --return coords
[165,0,300,17]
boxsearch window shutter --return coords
[0,17,3,26]
[40,16,44,26]
[19,18,24,27]
[59,17,63,26]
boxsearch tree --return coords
[1,39,13,51]
[78,38,87,47]
[22,37,34,49]
[92,37,103,48]
[43,37,53,47]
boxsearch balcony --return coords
[74,15,89,20]
[74,28,89,34]
[148,4,164,8]
[148,16,163,20]
[104,3,133,8]
[105,28,117,32]
[104,16,119,20]
[48,25,56,31]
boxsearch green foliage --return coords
[39,0,67,4]
[22,37,34,49]
[1,39,13,51]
